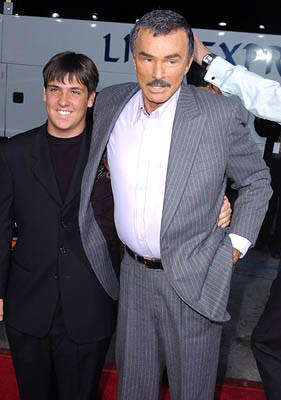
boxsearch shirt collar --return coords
[133,86,181,123]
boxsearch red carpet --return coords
[0,351,266,399]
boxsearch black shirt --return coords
[47,131,83,202]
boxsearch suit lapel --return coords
[92,85,140,170]
[81,84,140,210]
[63,125,92,208]
[31,124,62,206]
[161,85,207,238]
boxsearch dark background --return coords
[4,1,281,35]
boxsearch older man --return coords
[79,10,272,400]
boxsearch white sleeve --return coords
[229,233,251,259]
[205,57,281,124]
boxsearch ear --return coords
[184,55,194,76]
[43,87,47,103]
[131,52,137,71]
[87,91,96,108]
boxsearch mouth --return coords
[57,110,71,116]
[147,79,170,94]
[147,85,168,94]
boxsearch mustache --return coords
[147,79,171,88]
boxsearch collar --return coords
[46,127,86,144]
[133,86,181,123]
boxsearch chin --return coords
[149,97,168,106]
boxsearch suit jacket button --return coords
[61,219,68,228]
[60,246,69,254]
[53,273,59,280]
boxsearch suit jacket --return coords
[0,123,119,343]
[79,82,272,322]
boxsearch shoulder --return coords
[99,82,139,95]
[185,84,246,121]
[1,124,45,157]
[7,124,45,144]
[188,84,239,107]
[96,83,139,105]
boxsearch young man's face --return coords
[43,74,95,138]
[132,28,193,114]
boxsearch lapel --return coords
[161,84,207,238]
[31,123,62,206]
[92,84,140,171]
[82,84,140,209]
[63,124,92,209]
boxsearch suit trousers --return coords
[115,252,223,400]
[6,299,111,400]
[251,266,281,400]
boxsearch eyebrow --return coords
[47,83,84,91]
[165,53,181,59]
[138,51,181,59]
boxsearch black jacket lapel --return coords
[31,124,62,206]
[63,124,92,208]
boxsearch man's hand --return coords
[193,33,211,66]
[0,299,3,322]
[233,248,241,265]
[218,196,232,228]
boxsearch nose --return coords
[152,61,165,80]
[58,91,69,106]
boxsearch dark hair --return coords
[186,61,209,87]
[130,9,194,61]
[43,51,99,96]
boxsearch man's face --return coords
[43,75,95,138]
[132,28,193,114]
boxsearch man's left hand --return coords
[218,196,232,228]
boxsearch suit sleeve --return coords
[225,99,273,245]
[0,145,14,298]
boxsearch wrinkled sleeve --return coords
[205,57,281,124]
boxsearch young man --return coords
[79,10,272,400]
[0,51,120,400]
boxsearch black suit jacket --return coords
[254,117,281,165]
[0,123,119,343]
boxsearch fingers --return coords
[233,248,241,265]
[0,299,3,322]
[218,196,232,228]
[218,216,231,228]
[193,33,210,65]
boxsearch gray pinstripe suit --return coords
[79,82,272,399]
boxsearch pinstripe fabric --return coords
[115,252,223,400]
[78,85,139,300]
[79,81,272,319]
